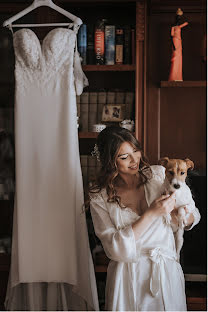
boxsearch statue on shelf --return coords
[168,8,188,81]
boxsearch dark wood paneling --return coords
[146,2,206,170]
[160,87,206,169]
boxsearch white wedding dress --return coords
[5,27,99,311]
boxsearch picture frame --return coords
[102,104,125,122]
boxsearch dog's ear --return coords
[158,157,169,167]
[184,158,194,170]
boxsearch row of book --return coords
[77,91,135,132]
[80,155,101,188]
[78,21,135,65]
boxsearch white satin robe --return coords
[90,165,200,311]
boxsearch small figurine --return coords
[168,8,188,81]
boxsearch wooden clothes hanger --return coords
[3,0,82,30]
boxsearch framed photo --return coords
[102,104,125,122]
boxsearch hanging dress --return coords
[5,27,99,311]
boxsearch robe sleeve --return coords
[185,200,201,231]
[90,192,141,263]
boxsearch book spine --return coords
[87,24,95,64]
[115,90,125,104]
[88,155,97,184]
[96,158,102,174]
[105,25,115,65]
[125,91,135,119]
[123,25,131,64]
[89,92,98,131]
[78,24,87,65]
[80,92,89,131]
[94,20,105,65]
[98,91,107,123]
[131,28,135,65]
[106,91,116,104]
[115,28,124,64]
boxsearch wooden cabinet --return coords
[145,2,207,310]
[146,0,206,169]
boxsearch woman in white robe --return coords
[90,126,200,311]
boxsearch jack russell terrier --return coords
[158,157,195,260]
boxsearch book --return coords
[125,91,135,119]
[88,155,97,184]
[105,25,115,65]
[87,24,95,64]
[97,91,107,123]
[115,90,125,104]
[89,92,98,131]
[80,92,89,131]
[94,20,106,65]
[115,28,124,64]
[96,158,102,174]
[123,25,131,64]
[106,91,116,104]
[131,28,135,65]
[78,24,87,65]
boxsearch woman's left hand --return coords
[171,206,194,228]
[184,206,194,229]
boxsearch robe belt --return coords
[141,247,178,297]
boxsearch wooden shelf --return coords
[78,131,135,139]
[160,81,207,88]
[78,132,98,139]
[187,297,207,311]
[95,265,107,273]
[83,65,136,72]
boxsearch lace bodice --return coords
[120,207,140,226]
[13,28,88,94]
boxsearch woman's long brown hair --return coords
[88,126,152,208]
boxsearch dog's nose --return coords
[174,184,180,189]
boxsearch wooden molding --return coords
[160,81,207,88]
[136,1,145,42]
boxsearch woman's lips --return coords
[129,163,138,170]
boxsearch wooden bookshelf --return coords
[95,265,107,273]
[78,132,136,139]
[78,132,98,139]
[160,81,207,88]
[83,65,136,72]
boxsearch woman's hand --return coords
[149,193,176,217]
[132,193,175,240]
[171,206,194,229]
[184,206,194,229]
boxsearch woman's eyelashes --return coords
[119,155,128,160]
[119,150,139,160]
